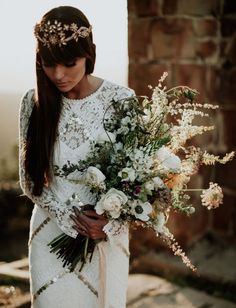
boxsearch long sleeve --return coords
[18,89,78,238]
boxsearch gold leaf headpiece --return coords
[34,20,92,48]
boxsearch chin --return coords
[56,85,73,92]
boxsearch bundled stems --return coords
[48,233,96,272]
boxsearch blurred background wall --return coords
[128,0,236,253]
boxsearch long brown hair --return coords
[25,6,96,196]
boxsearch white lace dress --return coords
[19,80,135,308]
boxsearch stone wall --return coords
[128,0,236,247]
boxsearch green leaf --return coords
[149,136,171,153]
[183,90,197,101]
[139,193,148,202]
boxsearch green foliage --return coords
[183,89,198,102]
[148,136,171,154]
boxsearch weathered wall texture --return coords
[128,0,236,248]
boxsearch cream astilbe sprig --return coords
[160,232,197,271]
[146,73,220,154]
[168,101,219,117]
[169,125,215,152]
[146,73,169,135]
[202,151,235,165]
[181,147,202,176]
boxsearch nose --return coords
[53,65,65,81]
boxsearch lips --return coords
[55,82,68,87]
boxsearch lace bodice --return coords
[19,79,135,238]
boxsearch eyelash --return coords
[42,62,76,68]
[65,62,76,67]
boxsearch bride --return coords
[19,6,134,307]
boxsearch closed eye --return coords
[64,62,76,67]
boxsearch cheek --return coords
[43,68,53,79]
[76,59,86,74]
[72,64,86,79]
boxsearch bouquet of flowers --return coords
[49,72,234,272]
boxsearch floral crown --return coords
[34,19,92,48]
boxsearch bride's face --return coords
[42,57,86,92]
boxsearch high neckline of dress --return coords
[62,79,106,103]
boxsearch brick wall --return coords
[128,0,236,248]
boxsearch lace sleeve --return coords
[18,90,78,238]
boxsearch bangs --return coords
[39,40,88,65]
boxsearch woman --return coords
[19,6,134,308]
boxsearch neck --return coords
[65,74,93,100]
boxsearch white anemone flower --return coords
[118,167,136,182]
[130,200,152,221]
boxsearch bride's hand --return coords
[70,206,108,240]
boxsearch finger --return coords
[77,213,94,225]
[70,215,88,230]
[73,205,92,216]
[73,206,82,216]
[90,231,107,240]
[72,225,81,232]
[72,225,89,237]
[83,211,100,218]
[83,211,108,223]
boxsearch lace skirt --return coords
[28,205,130,308]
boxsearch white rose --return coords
[156,146,181,171]
[95,188,128,218]
[118,167,136,182]
[84,166,106,187]
[97,131,116,143]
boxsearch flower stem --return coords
[84,237,89,260]
[166,86,199,94]
[182,189,203,192]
